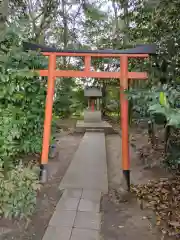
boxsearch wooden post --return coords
[97,98,100,110]
[120,56,130,191]
[40,53,56,183]
[91,99,95,112]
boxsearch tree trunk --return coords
[37,33,45,45]
[61,0,68,66]
[112,0,119,36]
[0,0,9,32]
[62,0,68,49]
[122,0,129,46]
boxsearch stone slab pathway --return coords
[59,132,108,192]
[42,132,108,240]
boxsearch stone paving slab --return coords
[75,120,115,134]
[43,226,72,240]
[59,132,108,193]
[56,197,80,211]
[78,199,100,212]
[74,211,101,230]
[49,210,77,228]
[70,228,99,240]
[62,189,83,199]
[76,120,112,128]
[81,189,101,202]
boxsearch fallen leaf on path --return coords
[118,225,124,229]
[169,221,180,227]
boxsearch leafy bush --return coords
[127,83,180,169]
[127,84,180,127]
[0,28,48,169]
[0,160,40,219]
[148,85,180,128]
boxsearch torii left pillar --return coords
[40,54,56,182]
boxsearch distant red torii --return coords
[24,42,156,190]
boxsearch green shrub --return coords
[0,161,40,219]
[127,84,180,169]
[0,28,48,169]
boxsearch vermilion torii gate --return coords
[24,42,156,190]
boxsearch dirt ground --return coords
[101,193,159,240]
[0,133,82,240]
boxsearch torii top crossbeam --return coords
[23,42,156,54]
[24,41,156,190]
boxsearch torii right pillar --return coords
[120,56,130,191]
[120,54,149,191]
